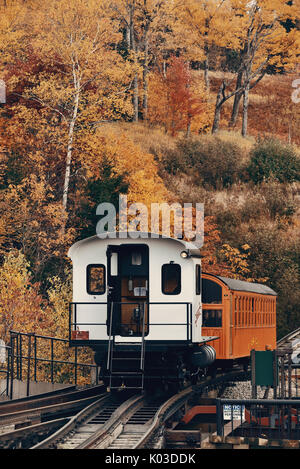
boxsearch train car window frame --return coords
[196,264,201,295]
[202,278,222,304]
[203,309,222,327]
[161,263,181,295]
[87,264,106,295]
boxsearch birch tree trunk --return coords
[241,81,250,137]
[62,66,80,211]
[133,64,139,122]
[229,69,244,128]
[129,4,139,122]
[212,83,224,134]
[142,25,149,120]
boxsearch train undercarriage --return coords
[93,342,216,391]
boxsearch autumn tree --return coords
[0,174,76,281]
[45,269,93,385]
[82,129,171,207]
[8,0,134,212]
[180,0,299,135]
[178,0,247,133]
[0,0,26,65]
[148,56,210,135]
[228,0,300,136]
[178,0,241,91]
[0,251,49,343]
[108,0,179,121]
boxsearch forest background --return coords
[0,0,299,383]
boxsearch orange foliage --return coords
[148,57,212,135]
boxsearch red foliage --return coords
[149,56,205,136]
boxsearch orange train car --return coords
[201,273,277,369]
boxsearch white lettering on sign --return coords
[223,404,245,421]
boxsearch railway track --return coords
[277,327,300,351]
[30,368,249,449]
[135,369,250,449]
[4,328,300,450]
[31,392,161,449]
[0,384,106,448]
[82,395,163,450]
[4,328,300,449]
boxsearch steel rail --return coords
[0,385,76,409]
[0,394,102,428]
[31,392,110,449]
[0,417,70,449]
[277,327,300,348]
[134,369,250,449]
[0,384,106,428]
[78,394,144,449]
[134,388,193,449]
[0,384,105,415]
[28,368,249,450]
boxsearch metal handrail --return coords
[107,301,114,370]
[140,302,146,369]
[6,330,98,399]
[70,301,193,343]
[216,397,300,439]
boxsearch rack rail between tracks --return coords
[27,369,249,450]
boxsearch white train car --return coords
[68,232,216,390]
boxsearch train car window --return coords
[87,264,106,295]
[196,264,201,295]
[203,309,222,327]
[110,253,118,276]
[131,251,142,265]
[202,279,222,304]
[162,263,181,295]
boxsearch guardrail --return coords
[2,331,99,399]
[69,301,193,341]
[216,398,300,440]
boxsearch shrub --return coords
[260,180,296,219]
[160,137,244,189]
[247,138,300,184]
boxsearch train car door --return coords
[107,245,122,335]
[107,244,149,337]
[201,276,225,358]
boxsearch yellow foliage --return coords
[219,243,268,283]
[0,251,48,342]
[46,270,93,384]
[0,175,75,275]
[82,130,171,207]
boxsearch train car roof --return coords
[203,273,277,296]
[68,232,197,258]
